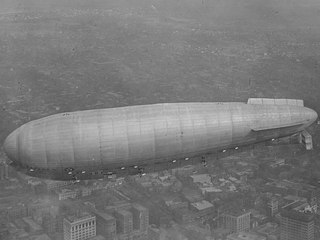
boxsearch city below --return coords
[1,137,320,240]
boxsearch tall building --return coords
[267,197,278,217]
[131,204,149,232]
[94,210,116,240]
[114,209,133,235]
[224,211,251,234]
[43,212,58,236]
[280,201,314,240]
[63,212,96,240]
[299,130,313,150]
[28,201,59,236]
[100,202,149,240]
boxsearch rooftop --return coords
[255,222,279,235]
[191,200,213,211]
[281,200,314,222]
[283,195,306,203]
[182,188,203,202]
[282,200,311,212]
[250,209,267,221]
[116,209,132,217]
[227,231,266,240]
[132,203,147,211]
[57,188,76,194]
[190,174,212,185]
[200,186,222,193]
[93,210,115,221]
[272,180,317,191]
[65,212,95,223]
[224,209,251,218]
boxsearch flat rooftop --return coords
[65,212,95,223]
[93,210,115,221]
[281,201,314,222]
[191,200,213,211]
[227,231,266,240]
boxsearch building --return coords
[189,174,212,187]
[149,207,172,226]
[224,211,251,234]
[63,212,96,240]
[103,202,150,237]
[131,203,149,232]
[173,165,195,177]
[267,198,278,217]
[56,188,77,201]
[250,210,268,228]
[173,208,194,223]
[254,222,279,240]
[28,200,59,225]
[42,212,59,236]
[299,130,313,150]
[0,201,28,221]
[162,195,188,210]
[44,180,72,192]
[227,231,266,240]
[148,225,187,240]
[114,209,133,235]
[280,201,314,240]
[77,187,92,198]
[265,180,320,210]
[181,188,203,204]
[148,225,165,240]
[22,217,43,234]
[93,210,116,240]
[190,200,214,217]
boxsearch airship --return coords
[3,98,318,181]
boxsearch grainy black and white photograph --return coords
[0,0,320,239]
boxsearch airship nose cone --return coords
[305,107,318,124]
[3,130,19,163]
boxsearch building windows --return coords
[63,216,96,240]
